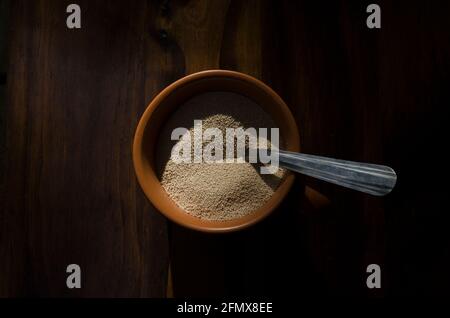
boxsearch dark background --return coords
[1,0,449,298]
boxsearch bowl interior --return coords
[133,71,300,232]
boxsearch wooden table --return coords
[1,0,449,297]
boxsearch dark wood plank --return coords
[169,0,337,297]
[0,0,169,297]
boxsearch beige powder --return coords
[156,92,284,221]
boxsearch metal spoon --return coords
[275,150,397,196]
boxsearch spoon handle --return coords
[277,150,397,196]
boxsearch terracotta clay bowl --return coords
[133,70,300,233]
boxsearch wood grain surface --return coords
[1,0,450,297]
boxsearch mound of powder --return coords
[156,91,284,221]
